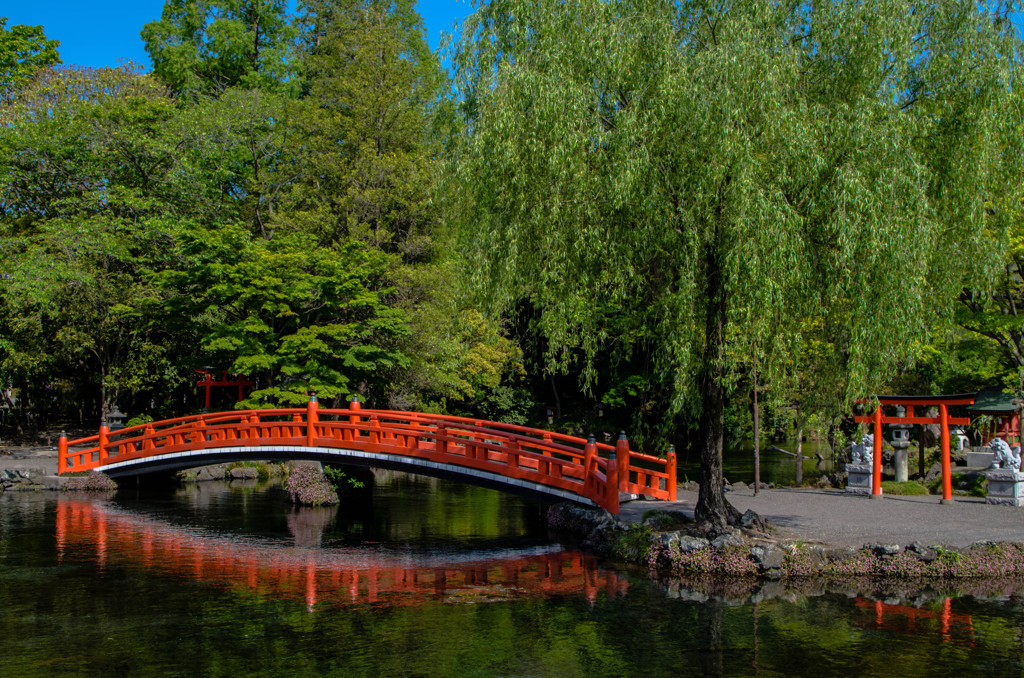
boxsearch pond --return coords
[677,439,839,487]
[2,472,1023,676]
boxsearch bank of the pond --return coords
[550,483,1024,583]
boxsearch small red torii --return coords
[854,394,975,503]
[195,369,254,410]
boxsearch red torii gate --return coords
[195,369,254,410]
[854,394,975,503]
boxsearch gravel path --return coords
[0,447,59,474]
[620,486,1024,548]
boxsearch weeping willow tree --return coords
[449,0,1022,528]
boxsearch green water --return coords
[677,440,838,486]
[2,473,1024,677]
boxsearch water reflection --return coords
[5,486,1024,676]
[55,498,627,609]
[854,598,975,646]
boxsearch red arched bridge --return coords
[59,398,677,513]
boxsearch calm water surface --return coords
[678,440,838,486]
[2,472,1024,676]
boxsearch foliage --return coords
[450,0,1022,526]
[323,464,364,491]
[612,524,653,562]
[125,414,155,428]
[161,224,410,406]
[0,17,60,97]
[0,65,193,418]
[142,0,297,96]
[292,0,444,251]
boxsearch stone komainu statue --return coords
[851,433,874,464]
[989,437,1022,471]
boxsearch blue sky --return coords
[2,0,473,69]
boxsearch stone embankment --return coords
[176,461,291,483]
[0,465,62,491]
[550,487,1024,582]
[0,445,62,491]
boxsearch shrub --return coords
[613,525,654,561]
[286,465,339,506]
[62,471,118,492]
[323,465,365,492]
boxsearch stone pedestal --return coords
[891,424,911,483]
[894,448,908,482]
[846,462,874,495]
[986,470,1024,506]
[968,450,996,469]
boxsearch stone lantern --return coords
[890,405,912,482]
[106,405,127,432]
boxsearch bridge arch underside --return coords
[96,445,599,508]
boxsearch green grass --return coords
[880,480,930,496]
[225,460,270,482]
[926,472,988,497]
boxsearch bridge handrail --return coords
[60,403,677,511]
[347,408,616,451]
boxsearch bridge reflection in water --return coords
[854,597,975,647]
[55,498,627,610]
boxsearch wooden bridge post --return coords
[347,395,361,442]
[667,444,677,501]
[307,396,318,447]
[583,435,596,496]
[606,450,620,514]
[616,432,630,492]
[98,422,110,463]
[58,431,67,474]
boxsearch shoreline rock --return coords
[547,502,1024,582]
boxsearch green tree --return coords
[0,65,190,420]
[451,0,1021,527]
[289,0,444,250]
[142,0,296,95]
[161,223,410,406]
[0,17,60,97]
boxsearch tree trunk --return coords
[550,373,561,419]
[752,350,760,496]
[795,417,803,486]
[694,239,740,529]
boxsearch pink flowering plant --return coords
[62,471,118,492]
[286,465,339,507]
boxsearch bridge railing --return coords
[59,400,677,512]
